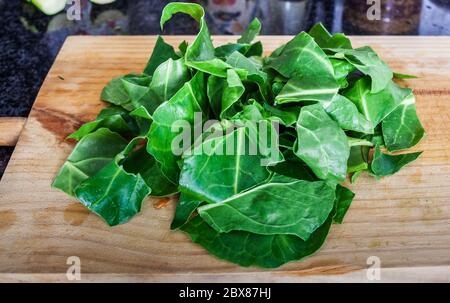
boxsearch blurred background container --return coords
[343,0,423,34]
[420,0,450,35]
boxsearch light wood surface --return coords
[1,266,450,283]
[0,36,449,282]
[0,117,26,146]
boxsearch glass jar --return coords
[343,0,423,34]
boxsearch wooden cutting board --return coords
[0,36,449,282]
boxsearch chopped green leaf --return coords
[68,107,133,140]
[161,2,231,77]
[75,161,150,226]
[371,145,422,177]
[333,185,355,224]
[181,211,333,268]
[382,94,425,151]
[295,104,350,181]
[198,176,336,240]
[329,46,393,93]
[309,23,352,49]
[266,32,335,79]
[237,18,261,44]
[344,77,412,126]
[393,72,418,79]
[171,193,203,230]
[179,127,278,203]
[144,36,178,76]
[146,71,208,183]
[53,128,128,196]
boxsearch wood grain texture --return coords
[0,117,26,146]
[0,36,449,282]
[1,266,450,283]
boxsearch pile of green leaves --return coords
[53,2,425,268]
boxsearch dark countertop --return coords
[0,0,449,179]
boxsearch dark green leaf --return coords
[96,105,129,118]
[393,72,418,79]
[382,94,425,151]
[178,40,188,56]
[269,151,318,181]
[371,145,422,177]
[329,46,393,93]
[343,77,412,126]
[266,32,335,79]
[121,74,152,105]
[347,137,373,147]
[214,43,251,59]
[333,185,355,224]
[179,127,278,203]
[74,137,152,226]
[146,72,208,183]
[181,212,333,268]
[52,128,128,196]
[322,94,374,134]
[226,51,267,84]
[198,176,335,240]
[309,23,352,49]
[347,145,369,173]
[272,81,284,95]
[161,2,231,77]
[68,107,133,141]
[119,74,155,112]
[170,193,203,230]
[149,58,190,103]
[230,101,277,123]
[74,161,150,226]
[130,105,152,120]
[207,69,245,119]
[225,51,269,100]
[246,41,263,57]
[122,141,178,197]
[295,104,350,181]
[275,73,339,104]
[101,76,134,111]
[144,35,178,76]
[262,102,300,127]
[237,18,261,44]
[330,58,357,89]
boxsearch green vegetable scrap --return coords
[53,2,425,268]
